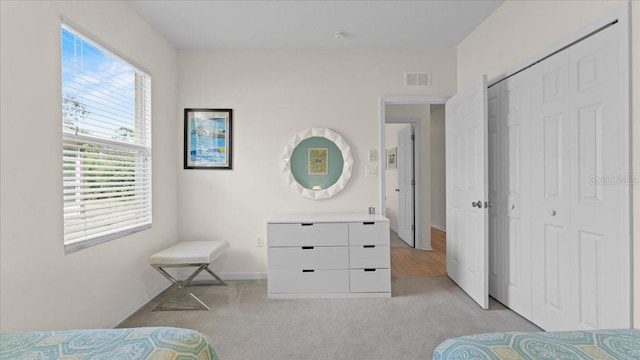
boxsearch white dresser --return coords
[267,213,391,298]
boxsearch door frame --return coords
[379,96,448,250]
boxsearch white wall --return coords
[457,0,639,327]
[177,49,456,275]
[384,124,406,233]
[0,1,177,331]
[430,105,446,231]
[457,0,627,88]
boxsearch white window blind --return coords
[62,24,152,254]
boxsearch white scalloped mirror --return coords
[282,128,353,200]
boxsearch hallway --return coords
[390,228,446,277]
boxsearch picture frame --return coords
[308,148,328,175]
[184,108,232,169]
[387,147,397,170]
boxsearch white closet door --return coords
[446,75,489,309]
[531,24,630,331]
[567,24,629,329]
[500,70,532,320]
[531,45,577,331]
[487,84,504,302]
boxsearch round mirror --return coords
[282,128,353,200]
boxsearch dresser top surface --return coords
[268,212,389,224]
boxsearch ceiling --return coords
[128,0,503,49]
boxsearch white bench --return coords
[149,241,229,311]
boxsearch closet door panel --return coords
[445,75,490,309]
[543,114,563,198]
[531,48,577,331]
[577,230,602,328]
[500,71,532,320]
[487,84,503,302]
[569,24,629,329]
[542,224,564,310]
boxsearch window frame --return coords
[61,21,152,254]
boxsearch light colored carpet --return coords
[119,277,540,359]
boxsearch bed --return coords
[433,328,640,360]
[0,326,218,360]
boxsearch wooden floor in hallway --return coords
[391,228,446,277]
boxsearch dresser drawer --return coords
[349,269,391,293]
[348,221,389,245]
[267,223,348,247]
[268,247,348,270]
[268,269,349,294]
[349,245,390,269]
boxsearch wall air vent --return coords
[405,72,431,87]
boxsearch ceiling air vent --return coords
[405,72,431,87]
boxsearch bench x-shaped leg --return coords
[151,263,226,311]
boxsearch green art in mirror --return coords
[289,137,344,190]
[282,128,353,200]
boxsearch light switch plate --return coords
[369,149,378,162]
[366,165,378,177]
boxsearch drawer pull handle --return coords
[363,222,375,225]
[302,269,315,273]
[363,245,375,248]
[301,223,314,226]
[302,246,314,250]
[364,269,376,272]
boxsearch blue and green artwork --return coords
[190,117,226,164]
[290,137,344,190]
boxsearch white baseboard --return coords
[106,282,170,329]
[182,272,268,281]
[431,224,446,232]
[219,272,268,280]
[269,292,390,299]
[106,272,266,328]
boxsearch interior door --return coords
[487,84,503,303]
[531,23,629,331]
[445,75,489,309]
[501,70,533,320]
[397,125,414,246]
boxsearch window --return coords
[62,24,151,254]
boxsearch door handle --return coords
[395,189,400,192]
[472,200,482,208]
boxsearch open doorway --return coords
[385,120,417,248]
[380,97,447,277]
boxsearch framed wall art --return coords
[308,148,328,175]
[184,108,233,169]
[387,147,397,170]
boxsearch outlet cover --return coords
[366,165,378,177]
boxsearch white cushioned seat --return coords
[149,241,229,265]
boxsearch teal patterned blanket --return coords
[0,327,218,359]
[433,329,640,360]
